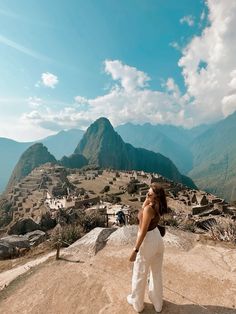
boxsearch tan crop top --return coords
[138,205,160,231]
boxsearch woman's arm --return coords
[129,205,153,262]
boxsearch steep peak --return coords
[89,117,113,132]
[27,142,44,150]
[22,143,55,157]
[74,117,123,165]
[6,143,57,191]
[75,117,115,151]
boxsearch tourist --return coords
[116,210,126,225]
[127,182,167,312]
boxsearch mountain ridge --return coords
[6,143,57,192]
[189,110,236,200]
[0,129,84,193]
[74,117,196,188]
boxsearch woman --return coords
[127,182,167,313]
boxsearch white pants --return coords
[130,227,164,312]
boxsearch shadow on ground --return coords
[142,300,235,314]
[57,257,84,263]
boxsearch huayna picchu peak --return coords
[74,117,196,189]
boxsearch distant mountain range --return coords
[115,123,210,174]
[0,129,84,193]
[74,117,196,188]
[2,111,236,201]
[115,113,236,201]
[0,138,31,194]
[189,111,236,201]
[4,118,197,193]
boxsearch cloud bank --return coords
[23,0,236,134]
[179,0,236,121]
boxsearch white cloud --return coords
[222,94,236,116]
[41,72,58,88]
[180,15,195,27]
[169,41,181,51]
[0,117,55,142]
[22,107,92,131]
[23,68,193,131]
[27,96,42,108]
[166,78,180,96]
[104,60,150,92]
[74,96,89,104]
[19,1,236,136]
[178,0,236,123]
[228,69,236,89]
[200,10,206,21]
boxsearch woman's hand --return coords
[142,197,150,208]
[129,250,137,262]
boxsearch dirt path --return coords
[0,250,60,291]
[0,230,235,314]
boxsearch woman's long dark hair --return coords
[150,182,168,216]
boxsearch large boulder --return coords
[0,235,30,249]
[25,230,47,247]
[0,241,18,259]
[65,227,116,256]
[107,225,138,246]
[8,218,41,235]
[39,212,57,231]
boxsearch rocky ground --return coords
[0,226,235,314]
[0,166,236,313]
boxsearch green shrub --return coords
[76,209,106,233]
[127,182,137,194]
[51,224,83,248]
[0,200,13,228]
[100,185,110,193]
[128,209,139,225]
[180,221,196,233]
[83,210,106,232]
[207,220,236,243]
[162,213,178,227]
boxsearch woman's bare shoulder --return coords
[143,205,155,217]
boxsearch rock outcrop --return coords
[65,227,116,256]
[7,218,41,235]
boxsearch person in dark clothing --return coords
[116,210,126,225]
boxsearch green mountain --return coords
[0,138,32,193]
[75,117,197,188]
[0,129,84,193]
[189,111,236,201]
[60,153,88,169]
[6,143,57,191]
[115,123,210,174]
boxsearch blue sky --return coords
[1,0,236,141]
